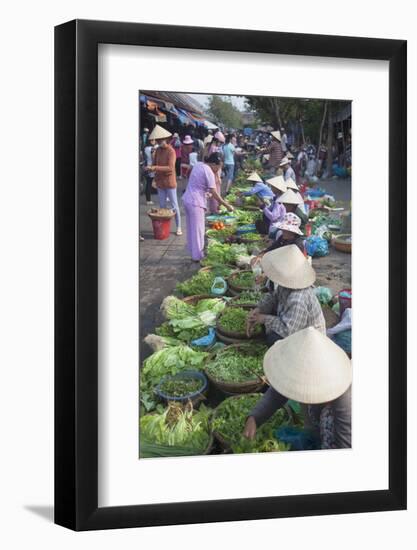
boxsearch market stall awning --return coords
[204,120,219,130]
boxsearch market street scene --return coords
[139,91,352,458]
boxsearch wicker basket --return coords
[227,270,257,294]
[181,294,212,305]
[321,305,339,329]
[332,234,352,253]
[205,344,266,394]
[147,208,175,220]
[216,305,259,340]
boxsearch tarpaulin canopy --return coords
[204,120,219,130]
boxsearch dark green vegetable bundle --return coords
[241,233,263,242]
[206,343,267,383]
[175,271,216,296]
[218,307,262,335]
[233,290,263,305]
[231,271,256,289]
[159,377,204,397]
[212,394,290,453]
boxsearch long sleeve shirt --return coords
[262,197,286,223]
[264,234,305,254]
[257,286,326,338]
[250,385,352,449]
[243,182,274,199]
[266,141,283,168]
[153,145,177,189]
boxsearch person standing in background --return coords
[142,127,149,150]
[264,130,283,175]
[280,127,288,153]
[280,157,296,182]
[170,133,182,177]
[143,138,157,205]
[180,135,194,179]
[207,131,226,213]
[223,134,236,193]
[145,125,182,236]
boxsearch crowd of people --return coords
[140,123,352,450]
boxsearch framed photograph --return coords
[55,19,407,530]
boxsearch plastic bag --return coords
[211,276,227,296]
[331,330,352,354]
[275,426,320,451]
[314,286,333,305]
[191,327,216,347]
[327,308,352,336]
[305,235,329,257]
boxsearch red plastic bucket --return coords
[151,217,172,240]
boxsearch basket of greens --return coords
[198,264,237,278]
[155,370,207,403]
[228,270,257,293]
[205,343,267,394]
[229,290,264,306]
[139,402,213,457]
[216,305,262,341]
[175,271,217,296]
[212,394,290,453]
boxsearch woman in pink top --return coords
[182,152,234,261]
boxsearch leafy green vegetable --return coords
[230,271,256,289]
[232,290,263,305]
[159,377,204,397]
[140,345,208,411]
[206,227,236,241]
[201,242,248,267]
[212,394,290,453]
[206,343,267,383]
[140,403,212,457]
[218,307,262,335]
[175,271,216,296]
[233,209,262,225]
[202,264,236,278]
[241,233,263,242]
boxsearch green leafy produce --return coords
[206,343,267,383]
[204,264,236,277]
[233,290,263,305]
[241,232,263,242]
[159,377,204,397]
[218,307,262,335]
[158,296,226,342]
[212,394,290,453]
[140,403,212,457]
[230,271,256,289]
[201,242,248,267]
[206,227,236,241]
[140,345,208,411]
[233,209,262,225]
[175,271,216,296]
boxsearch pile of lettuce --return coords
[157,296,226,342]
[200,242,248,267]
[140,344,209,411]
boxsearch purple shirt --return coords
[263,196,286,223]
[182,162,216,209]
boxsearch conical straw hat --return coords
[263,327,352,404]
[279,157,290,167]
[266,175,287,193]
[148,124,172,140]
[247,171,263,183]
[285,178,299,191]
[278,189,303,205]
[270,130,282,141]
[260,244,316,289]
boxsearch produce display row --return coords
[139,164,303,458]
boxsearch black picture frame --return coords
[55,19,407,531]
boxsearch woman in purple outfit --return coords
[182,152,234,262]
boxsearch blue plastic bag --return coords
[211,276,227,296]
[275,426,320,451]
[306,236,329,257]
[191,327,216,347]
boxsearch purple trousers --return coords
[184,202,205,261]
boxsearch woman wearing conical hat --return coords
[243,327,352,449]
[145,125,182,236]
[246,245,325,347]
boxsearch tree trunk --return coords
[326,102,333,177]
[315,100,328,175]
[270,97,282,128]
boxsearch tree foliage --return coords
[207,95,243,129]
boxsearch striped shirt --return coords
[257,286,326,338]
[266,141,283,168]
